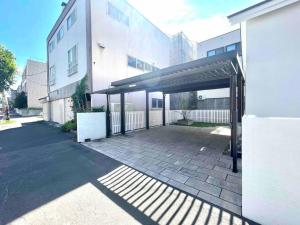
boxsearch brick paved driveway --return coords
[84,125,242,215]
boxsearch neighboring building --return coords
[20,59,47,109]
[196,29,241,110]
[228,1,300,224]
[47,0,170,124]
[169,32,197,110]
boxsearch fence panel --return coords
[111,109,230,134]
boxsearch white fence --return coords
[111,110,229,134]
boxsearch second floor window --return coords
[67,9,77,30]
[49,40,55,53]
[49,66,56,85]
[68,45,78,75]
[57,26,64,42]
[127,55,159,72]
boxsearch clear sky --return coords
[0,0,261,85]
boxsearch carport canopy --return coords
[93,51,244,173]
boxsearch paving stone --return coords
[145,170,170,183]
[226,174,242,185]
[167,179,199,196]
[197,167,227,180]
[197,191,241,215]
[185,177,221,197]
[214,166,242,178]
[220,189,242,206]
[160,169,189,183]
[206,176,242,194]
[145,164,165,174]
[179,168,208,181]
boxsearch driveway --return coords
[0,122,255,225]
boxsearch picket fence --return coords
[111,110,229,134]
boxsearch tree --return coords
[176,93,191,121]
[0,45,17,119]
[71,75,89,114]
[13,91,27,109]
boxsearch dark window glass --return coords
[128,56,136,68]
[207,50,215,57]
[215,47,224,55]
[152,98,157,108]
[157,99,163,108]
[136,59,144,70]
[226,44,236,52]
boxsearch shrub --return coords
[61,120,77,132]
[14,91,27,109]
[91,106,105,112]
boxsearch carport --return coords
[93,51,244,173]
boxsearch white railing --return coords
[111,110,230,134]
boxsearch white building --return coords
[229,0,300,224]
[196,29,241,109]
[47,0,170,124]
[20,59,47,109]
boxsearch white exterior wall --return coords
[48,0,87,93]
[197,88,229,99]
[90,0,170,109]
[240,2,300,225]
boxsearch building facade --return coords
[229,1,300,224]
[20,59,47,109]
[47,0,170,124]
[196,29,241,110]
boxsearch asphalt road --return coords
[0,121,156,225]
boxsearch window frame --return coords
[152,98,163,108]
[67,45,78,76]
[49,65,56,85]
[57,26,64,43]
[226,44,236,52]
[49,40,55,53]
[67,9,77,30]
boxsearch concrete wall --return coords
[50,97,73,124]
[22,60,47,108]
[48,0,87,93]
[244,2,300,117]
[90,0,170,108]
[243,116,300,225]
[241,2,300,224]
[77,112,106,142]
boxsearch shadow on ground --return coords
[0,122,257,225]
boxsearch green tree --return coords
[13,91,27,109]
[71,75,88,114]
[0,45,17,119]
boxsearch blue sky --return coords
[0,0,261,83]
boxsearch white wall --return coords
[90,0,170,108]
[197,29,241,59]
[244,2,300,117]
[241,2,300,225]
[77,112,106,142]
[197,88,230,99]
[243,116,300,225]
[48,0,87,92]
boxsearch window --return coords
[49,40,55,53]
[108,2,129,26]
[226,44,236,52]
[152,98,163,108]
[128,56,136,68]
[127,55,159,72]
[57,26,64,42]
[207,50,216,57]
[144,63,152,72]
[136,59,144,70]
[49,66,56,85]
[67,9,77,30]
[215,47,224,55]
[68,45,78,75]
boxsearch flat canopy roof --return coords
[94,51,242,95]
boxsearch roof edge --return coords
[228,0,299,24]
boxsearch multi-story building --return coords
[196,29,241,110]
[47,0,171,124]
[20,59,47,109]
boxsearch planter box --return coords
[77,112,106,142]
[176,119,194,126]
